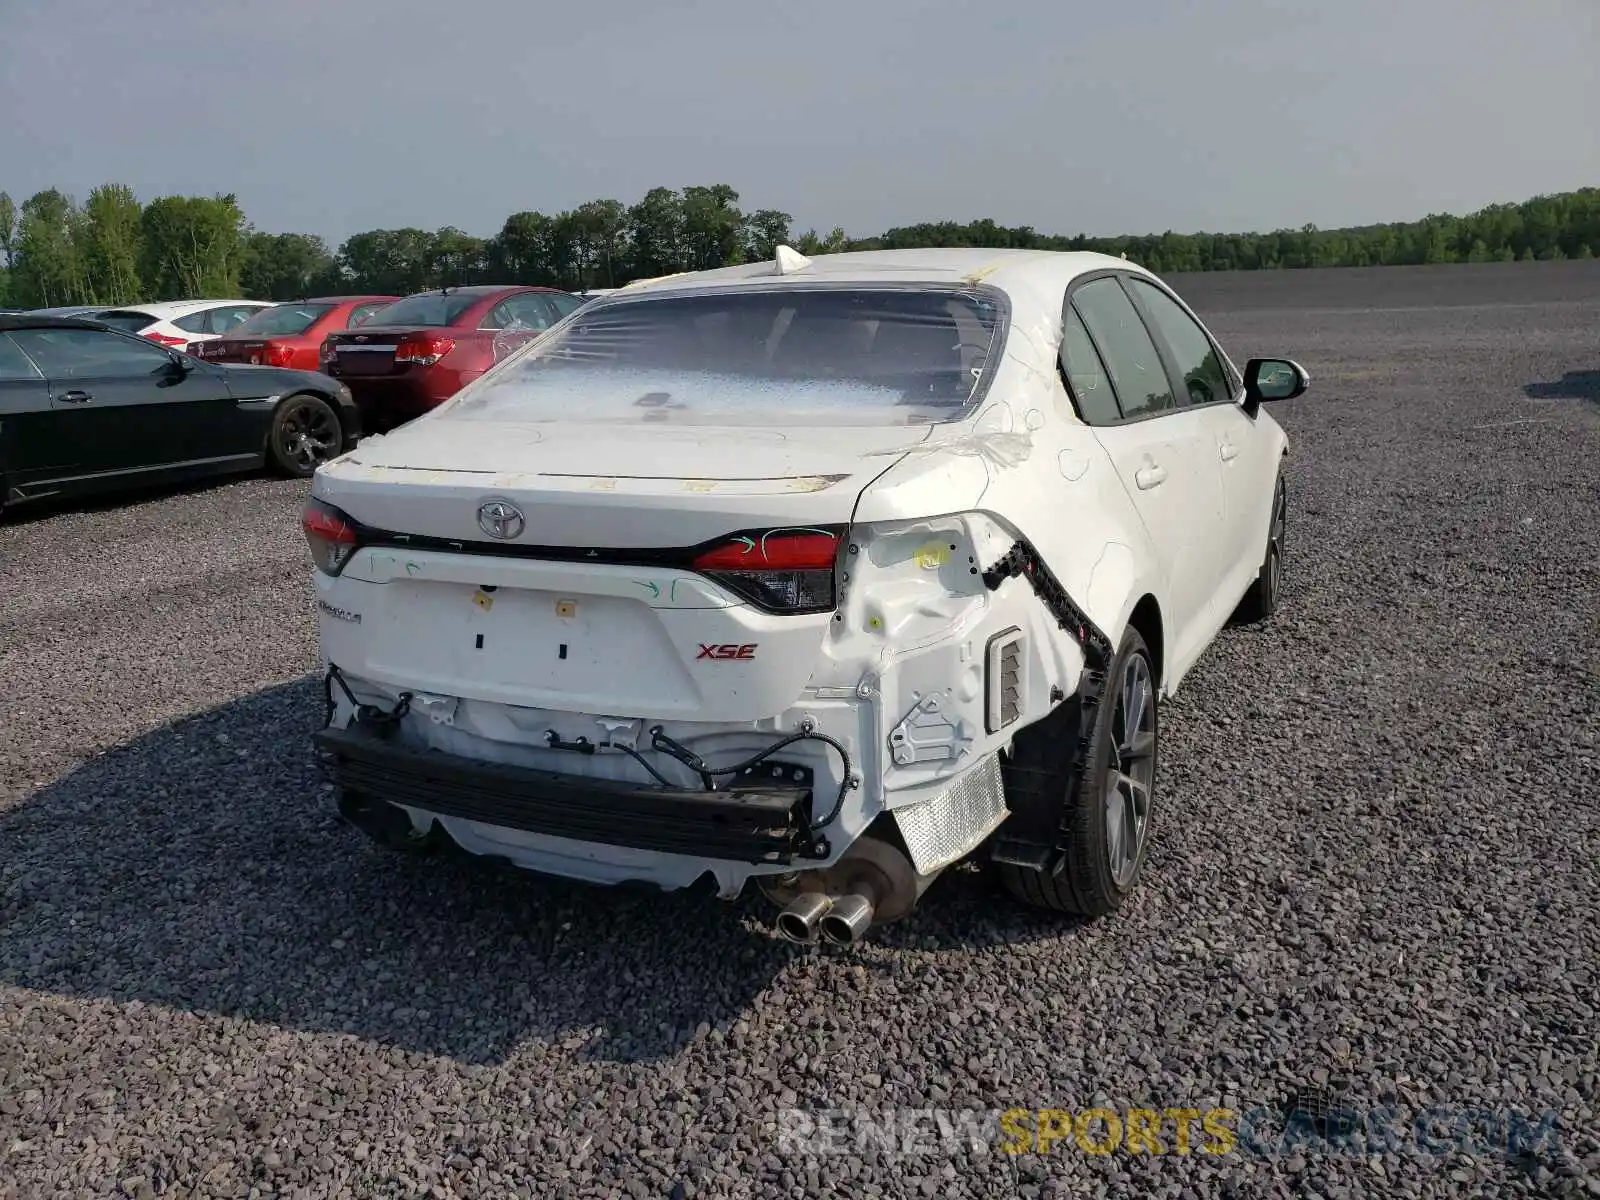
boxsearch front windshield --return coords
[444,285,1006,427]
[229,303,334,337]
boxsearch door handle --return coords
[1134,463,1167,490]
[58,389,94,404]
[1219,441,1238,462]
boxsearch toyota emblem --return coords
[477,499,525,540]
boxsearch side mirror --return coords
[165,350,195,374]
[1242,357,1309,415]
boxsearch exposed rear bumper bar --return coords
[315,722,818,865]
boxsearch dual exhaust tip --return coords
[775,891,875,946]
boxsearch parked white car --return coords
[93,299,274,347]
[304,247,1308,943]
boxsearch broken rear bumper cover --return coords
[313,657,1022,899]
[315,720,821,865]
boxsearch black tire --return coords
[268,392,343,478]
[1232,466,1287,625]
[996,624,1159,917]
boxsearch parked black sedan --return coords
[0,313,362,514]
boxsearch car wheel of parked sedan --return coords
[997,624,1159,918]
[1232,467,1288,624]
[269,392,343,478]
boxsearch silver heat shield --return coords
[891,751,1009,875]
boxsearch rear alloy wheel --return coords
[996,624,1159,917]
[270,392,343,478]
[1233,469,1287,624]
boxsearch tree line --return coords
[2,182,1597,308]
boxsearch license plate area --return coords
[365,580,698,710]
[335,344,398,374]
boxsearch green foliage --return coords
[743,209,792,263]
[0,192,16,274]
[625,187,687,280]
[430,226,489,288]
[11,189,82,306]
[139,194,248,299]
[0,182,1597,307]
[336,228,438,295]
[680,185,745,271]
[240,232,340,300]
[81,184,144,305]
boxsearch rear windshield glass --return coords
[361,292,479,328]
[93,310,157,332]
[228,303,334,337]
[446,286,1006,427]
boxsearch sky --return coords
[2,0,1597,247]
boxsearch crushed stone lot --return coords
[2,262,1597,1198]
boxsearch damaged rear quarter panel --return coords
[853,280,1159,646]
[842,279,1162,795]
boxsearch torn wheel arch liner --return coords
[979,535,1117,875]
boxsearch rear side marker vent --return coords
[985,627,1027,734]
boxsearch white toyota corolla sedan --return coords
[304,247,1308,944]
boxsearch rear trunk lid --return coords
[313,419,930,721]
[322,324,447,376]
[316,417,927,547]
[196,337,267,364]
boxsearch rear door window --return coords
[205,305,263,334]
[481,293,558,331]
[548,292,583,317]
[9,327,176,378]
[0,333,44,380]
[172,310,212,334]
[1071,277,1175,420]
[1058,307,1121,425]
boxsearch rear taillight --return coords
[302,499,361,576]
[262,342,296,367]
[394,335,456,366]
[144,331,187,347]
[692,528,842,614]
[319,339,335,368]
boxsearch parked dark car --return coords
[319,284,583,431]
[189,295,401,370]
[0,314,362,515]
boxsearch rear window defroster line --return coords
[320,662,854,860]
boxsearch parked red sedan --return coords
[190,295,401,370]
[319,284,583,431]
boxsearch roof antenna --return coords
[774,245,812,275]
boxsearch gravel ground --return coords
[2,262,1597,1199]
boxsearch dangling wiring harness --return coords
[322,662,855,858]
